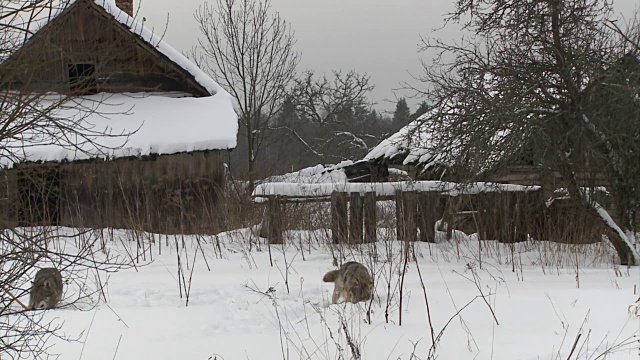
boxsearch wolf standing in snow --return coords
[323,261,373,304]
[29,268,63,310]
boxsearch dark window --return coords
[68,63,97,94]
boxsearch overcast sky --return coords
[138,0,639,113]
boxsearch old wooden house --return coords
[0,0,239,233]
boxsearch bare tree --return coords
[193,0,300,190]
[412,0,640,264]
[288,70,379,162]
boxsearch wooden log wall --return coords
[4,150,227,234]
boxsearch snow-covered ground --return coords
[13,227,640,359]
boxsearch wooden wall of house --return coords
[489,166,611,189]
[1,1,204,95]
[4,151,227,234]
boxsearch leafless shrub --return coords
[0,226,131,357]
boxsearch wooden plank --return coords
[402,191,418,242]
[349,192,364,244]
[395,190,405,241]
[418,192,439,242]
[267,195,284,244]
[475,192,495,241]
[496,192,512,243]
[363,192,377,243]
[520,189,546,241]
[331,192,348,244]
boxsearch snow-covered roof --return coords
[365,109,511,174]
[1,92,237,166]
[262,161,353,184]
[364,110,454,170]
[1,0,239,164]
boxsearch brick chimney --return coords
[115,0,133,17]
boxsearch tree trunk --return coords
[247,127,255,192]
[557,151,637,265]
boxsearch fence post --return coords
[395,190,405,241]
[476,192,496,241]
[363,192,377,243]
[349,192,364,244]
[331,191,348,244]
[267,195,284,244]
[403,191,418,242]
[418,192,439,242]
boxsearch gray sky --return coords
[138,0,639,113]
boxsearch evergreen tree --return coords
[411,100,430,121]
[273,95,298,127]
[392,98,411,131]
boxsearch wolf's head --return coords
[352,277,373,302]
[30,278,59,309]
[29,269,62,310]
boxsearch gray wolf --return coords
[29,268,63,310]
[322,261,372,304]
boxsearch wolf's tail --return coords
[322,270,339,282]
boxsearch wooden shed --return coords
[0,0,238,234]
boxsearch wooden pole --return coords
[476,193,496,241]
[331,192,348,244]
[395,190,405,241]
[418,192,439,242]
[349,192,364,244]
[403,191,418,242]
[363,192,377,243]
[267,195,284,244]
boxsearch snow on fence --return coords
[252,180,540,203]
[253,181,544,245]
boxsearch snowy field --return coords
[12,227,640,360]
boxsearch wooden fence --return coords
[258,187,547,245]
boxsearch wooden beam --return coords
[331,192,348,244]
[349,192,364,244]
[402,191,418,242]
[418,192,439,242]
[363,192,377,243]
[395,190,405,241]
[267,195,284,244]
